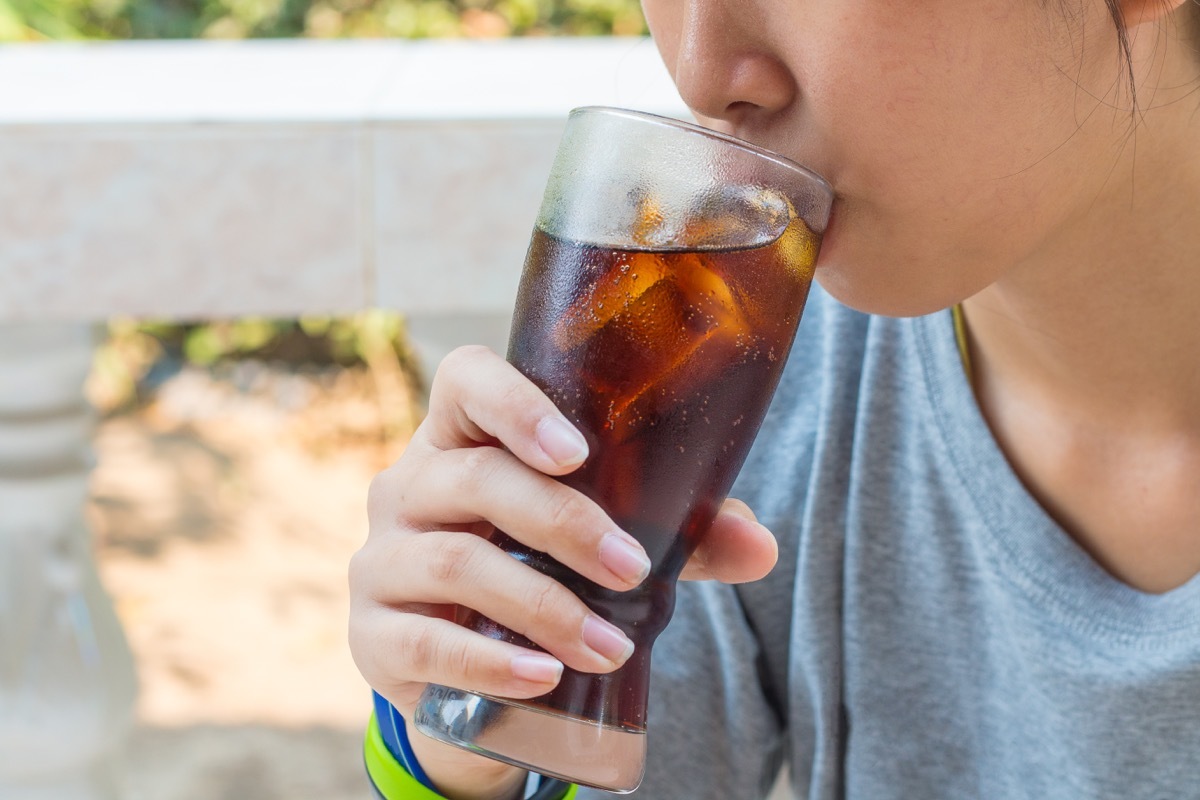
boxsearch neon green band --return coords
[365,713,449,800]
[363,713,579,800]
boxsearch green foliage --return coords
[90,312,423,413]
[0,0,645,41]
[0,0,88,39]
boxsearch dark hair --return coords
[1188,0,1200,51]
[1100,0,1200,109]
[1102,0,1137,104]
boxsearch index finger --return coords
[423,345,589,477]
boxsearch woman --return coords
[349,0,1200,796]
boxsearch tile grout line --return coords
[358,48,408,312]
[359,123,377,312]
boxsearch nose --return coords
[669,1,797,128]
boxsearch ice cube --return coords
[577,254,752,442]
[776,216,821,279]
[551,250,670,353]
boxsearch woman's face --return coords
[641,0,1161,316]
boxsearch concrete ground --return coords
[90,363,394,800]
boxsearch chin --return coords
[813,270,950,318]
[811,214,979,318]
[811,232,954,318]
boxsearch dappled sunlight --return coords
[86,355,419,794]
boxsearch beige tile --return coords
[0,127,367,321]
[371,121,562,314]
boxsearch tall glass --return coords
[414,107,833,792]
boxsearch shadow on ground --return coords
[124,724,373,800]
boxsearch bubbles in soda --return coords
[467,201,820,732]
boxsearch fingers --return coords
[395,445,650,590]
[355,531,636,674]
[680,498,779,583]
[351,605,566,705]
[423,346,589,477]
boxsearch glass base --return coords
[413,684,646,793]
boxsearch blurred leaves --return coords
[89,312,424,415]
[0,0,646,40]
[0,0,88,39]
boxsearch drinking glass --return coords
[415,106,833,792]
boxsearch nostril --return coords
[676,50,797,126]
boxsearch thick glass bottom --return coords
[413,684,646,793]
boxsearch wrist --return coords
[408,730,527,800]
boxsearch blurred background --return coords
[2,2,646,798]
[0,0,647,41]
[84,315,425,798]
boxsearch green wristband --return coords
[364,713,580,800]
[365,713,448,800]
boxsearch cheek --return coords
[798,11,1095,314]
[639,0,680,72]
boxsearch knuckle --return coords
[367,462,421,531]
[403,624,439,676]
[526,579,570,627]
[426,535,477,586]
[366,470,393,519]
[380,534,420,583]
[455,343,495,362]
[347,546,371,591]
[444,635,476,679]
[436,345,493,387]
[456,446,503,495]
[496,373,535,411]
[543,487,589,539]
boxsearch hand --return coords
[348,345,778,800]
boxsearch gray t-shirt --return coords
[580,286,1200,799]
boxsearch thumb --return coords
[680,498,779,583]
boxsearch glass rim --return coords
[569,106,834,200]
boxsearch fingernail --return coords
[599,532,651,585]
[536,416,589,467]
[582,616,635,666]
[511,653,564,684]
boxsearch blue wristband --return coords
[373,691,437,790]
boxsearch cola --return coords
[464,210,820,731]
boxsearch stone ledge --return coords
[0,39,688,322]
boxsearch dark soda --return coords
[461,213,820,733]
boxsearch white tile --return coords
[370,38,690,121]
[0,39,688,127]
[371,121,562,314]
[0,127,367,320]
[0,40,405,125]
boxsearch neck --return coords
[955,21,1200,595]
[963,76,1200,435]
